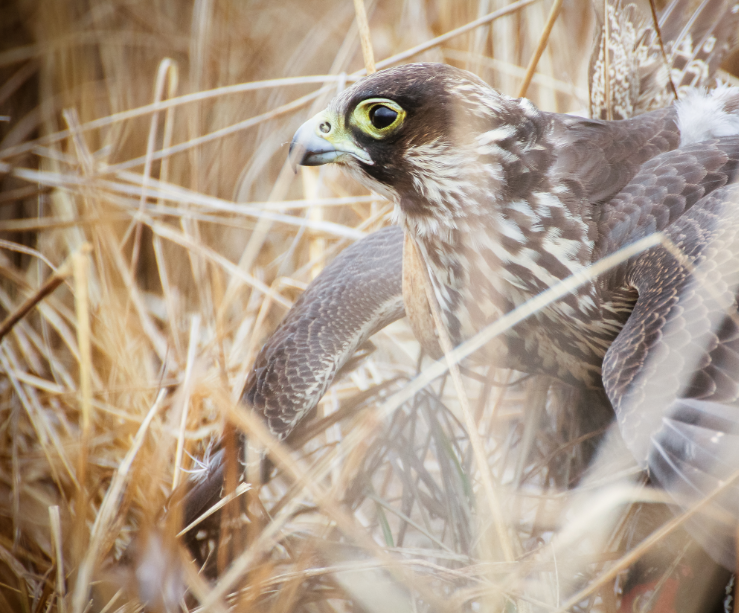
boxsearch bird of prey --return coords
[283,61,739,569]
[182,0,739,579]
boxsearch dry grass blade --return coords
[49,505,66,613]
[353,0,376,75]
[0,247,78,342]
[517,0,564,97]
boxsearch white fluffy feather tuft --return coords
[677,85,739,146]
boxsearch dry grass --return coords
[0,0,733,612]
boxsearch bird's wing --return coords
[546,107,679,204]
[179,226,404,553]
[594,137,739,263]
[242,224,405,439]
[603,178,739,569]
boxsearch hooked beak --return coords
[288,111,373,172]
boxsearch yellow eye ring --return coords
[351,98,406,138]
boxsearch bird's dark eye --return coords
[352,98,405,138]
[369,105,398,130]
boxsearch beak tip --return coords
[287,139,303,173]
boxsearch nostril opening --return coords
[319,121,331,134]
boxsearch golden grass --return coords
[0,0,733,611]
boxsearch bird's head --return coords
[289,63,550,237]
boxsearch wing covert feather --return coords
[604,184,739,568]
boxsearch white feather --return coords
[677,85,739,146]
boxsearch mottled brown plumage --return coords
[285,64,739,567]
[605,180,739,566]
[293,63,737,389]
[182,0,739,572]
[243,226,404,438]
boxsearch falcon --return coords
[181,0,739,577]
[280,63,739,568]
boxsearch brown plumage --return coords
[290,62,739,388]
[183,0,739,572]
[242,226,404,439]
[285,64,739,567]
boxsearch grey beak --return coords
[288,112,373,172]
